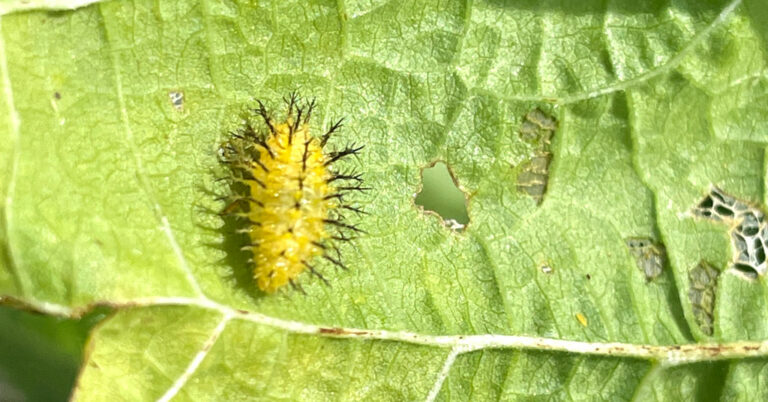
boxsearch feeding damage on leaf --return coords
[516,108,557,205]
[692,186,767,279]
[414,161,470,231]
[218,93,367,293]
[688,261,719,336]
[625,237,666,281]
[168,91,184,111]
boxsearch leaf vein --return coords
[157,313,232,402]
[13,296,768,365]
[425,346,463,402]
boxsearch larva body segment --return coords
[249,120,332,292]
[220,95,364,293]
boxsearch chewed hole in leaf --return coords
[699,195,714,209]
[169,91,184,110]
[732,263,759,280]
[692,186,768,278]
[715,205,735,218]
[414,162,469,230]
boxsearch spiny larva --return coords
[219,93,367,293]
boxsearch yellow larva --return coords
[220,94,365,293]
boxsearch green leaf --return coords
[2,0,768,400]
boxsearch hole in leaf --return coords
[755,245,765,264]
[715,205,735,218]
[415,162,469,230]
[698,196,714,209]
[693,186,768,278]
[732,263,759,279]
[169,90,184,111]
[739,212,760,236]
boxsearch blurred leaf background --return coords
[0,306,102,401]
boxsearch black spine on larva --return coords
[311,241,327,250]
[217,195,265,209]
[336,185,371,192]
[250,177,266,189]
[328,171,363,183]
[323,255,348,271]
[321,118,345,147]
[250,198,265,208]
[324,144,363,166]
[324,219,366,233]
[255,100,275,134]
[323,193,345,201]
[289,279,307,294]
[304,98,316,124]
[254,158,269,173]
[331,233,355,242]
[284,92,298,118]
[340,205,367,215]
[255,137,274,159]
[294,107,303,134]
[321,242,347,271]
[320,136,368,260]
[302,139,311,172]
[243,121,261,143]
[302,261,331,285]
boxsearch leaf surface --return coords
[1,0,768,400]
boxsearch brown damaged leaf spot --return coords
[688,261,719,336]
[625,237,666,281]
[515,108,557,205]
[318,327,369,336]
